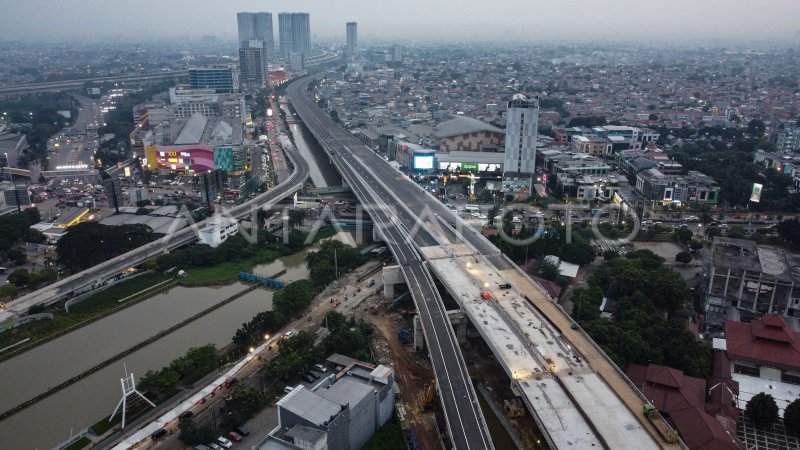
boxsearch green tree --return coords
[222,386,266,428]
[784,399,800,433]
[0,283,18,300]
[288,209,307,228]
[7,268,29,287]
[777,219,800,247]
[689,240,704,252]
[57,222,155,271]
[539,258,561,281]
[747,119,766,137]
[727,225,747,239]
[675,251,693,264]
[178,418,215,445]
[603,249,619,260]
[674,228,694,244]
[746,393,779,427]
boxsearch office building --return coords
[239,40,267,87]
[237,12,274,61]
[502,94,539,197]
[255,354,395,450]
[635,168,719,205]
[503,93,539,176]
[288,51,304,73]
[2,184,31,209]
[104,177,123,213]
[279,12,311,58]
[188,65,239,93]
[198,216,238,247]
[198,169,227,208]
[392,44,402,62]
[346,22,357,58]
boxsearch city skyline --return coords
[1,0,799,42]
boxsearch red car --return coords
[228,431,243,442]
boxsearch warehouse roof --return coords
[433,116,503,139]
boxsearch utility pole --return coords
[334,248,338,277]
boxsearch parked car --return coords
[217,436,233,448]
[228,431,243,442]
[235,426,250,436]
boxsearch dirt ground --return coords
[364,306,442,450]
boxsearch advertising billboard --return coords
[414,155,435,170]
[461,162,479,171]
[750,183,763,203]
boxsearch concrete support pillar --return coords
[769,280,779,314]
[723,268,732,298]
[737,269,747,309]
[455,321,467,345]
[753,273,763,313]
[707,266,716,295]
[413,315,425,351]
[372,226,383,243]
[382,265,404,300]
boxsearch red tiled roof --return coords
[626,364,705,415]
[724,315,800,370]
[628,363,744,449]
[671,407,744,450]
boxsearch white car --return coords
[216,436,233,448]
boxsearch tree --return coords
[0,283,18,300]
[689,240,704,252]
[57,222,155,271]
[603,249,619,260]
[539,258,561,281]
[784,399,800,433]
[746,393,779,427]
[288,209,307,228]
[727,225,747,239]
[178,418,215,446]
[675,251,693,264]
[674,228,694,244]
[221,386,266,428]
[7,268,29,287]
[777,219,800,247]
[747,119,766,137]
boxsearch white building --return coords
[503,93,539,176]
[198,216,238,247]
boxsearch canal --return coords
[283,103,342,189]
[0,241,324,450]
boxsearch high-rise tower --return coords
[503,93,539,178]
[237,12,274,60]
[346,22,358,58]
[279,12,311,58]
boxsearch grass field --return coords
[178,226,340,286]
[178,246,286,286]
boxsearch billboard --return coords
[414,155,434,170]
[750,183,763,203]
[461,162,479,172]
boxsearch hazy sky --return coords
[0,0,798,43]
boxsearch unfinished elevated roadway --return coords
[288,74,684,450]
